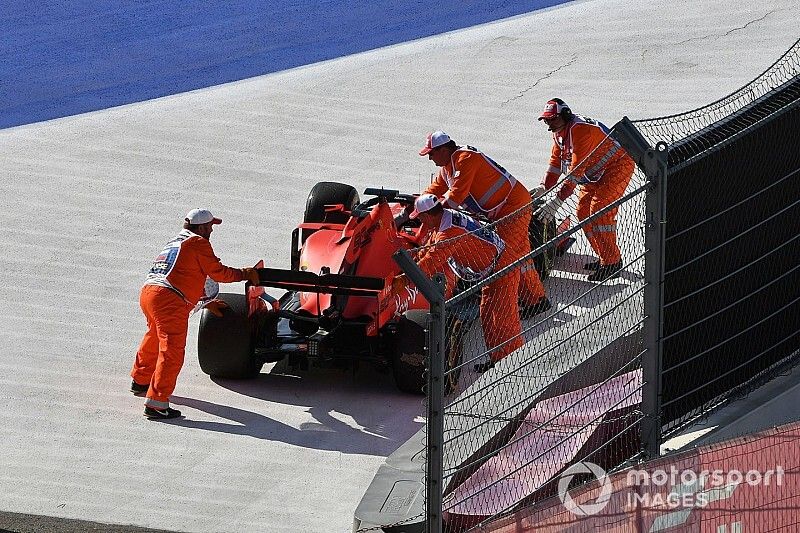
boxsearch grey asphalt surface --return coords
[0,511,178,533]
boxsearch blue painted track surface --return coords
[1,0,569,128]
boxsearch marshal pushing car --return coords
[196,182,566,393]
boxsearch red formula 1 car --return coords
[196,182,566,393]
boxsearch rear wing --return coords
[254,267,385,297]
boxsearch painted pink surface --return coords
[484,421,800,532]
[447,369,642,516]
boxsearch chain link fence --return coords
[384,39,800,531]
[632,38,800,440]
[393,120,651,532]
[375,38,799,533]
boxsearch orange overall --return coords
[131,229,244,409]
[415,210,523,362]
[425,146,546,307]
[543,116,635,265]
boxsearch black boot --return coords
[130,380,149,396]
[521,297,552,317]
[473,360,495,373]
[587,261,622,282]
[583,259,601,271]
[144,406,182,420]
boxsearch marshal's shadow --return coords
[452,251,642,393]
[170,362,424,456]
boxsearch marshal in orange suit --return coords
[535,98,635,282]
[130,208,259,420]
[419,131,551,318]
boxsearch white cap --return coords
[185,208,222,225]
[419,131,451,155]
[410,193,441,219]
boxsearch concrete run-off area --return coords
[1,0,798,531]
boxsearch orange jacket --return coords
[144,229,244,305]
[416,210,504,282]
[425,146,531,220]
[542,116,634,201]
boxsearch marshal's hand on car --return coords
[241,267,260,285]
[204,299,229,317]
[392,274,408,293]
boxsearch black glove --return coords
[394,204,413,228]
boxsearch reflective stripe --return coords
[485,201,507,220]
[594,224,617,233]
[442,210,505,281]
[451,147,518,219]
[461,195,489,217]
[584,144,619,180]
[547,165,561,175]
[144,397,170,409]
[556,117,620,183]
[444,195,461,210]
[478,174,510,205]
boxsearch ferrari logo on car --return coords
[394,285,419,317]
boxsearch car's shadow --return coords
[170,362,424,456]
[171,253,641,454]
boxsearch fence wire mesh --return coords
[632,38,800,439]
[480,421,800,532]
[632,38,800,152]
[401,123,650,532]
[381,41,799,533]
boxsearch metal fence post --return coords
[425,273,445,533]
[640,143,668,458]
[394,249,446,533]
[613,118,668,459]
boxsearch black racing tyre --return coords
[304,182,360,224]
[392,311,428,394]
[529,198,558,280]
[443,317,465,396]
[391,311,464,395]
[198,293,262,379]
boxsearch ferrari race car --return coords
[196,182,565,393]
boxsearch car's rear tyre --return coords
[198,293,262,379]
[444,317,465,395]
[392,311,464,395]
[529,197,558,280]
[304,182,360,224]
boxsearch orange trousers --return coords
[496,207,546,305]
[438,255,523,363]
[576,159,635,265]
[480,249,524,363]
[131,285,191,409]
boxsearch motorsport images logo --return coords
[557,461,612,516]
[557,461,785,516]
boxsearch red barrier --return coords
[483,421,800,532]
